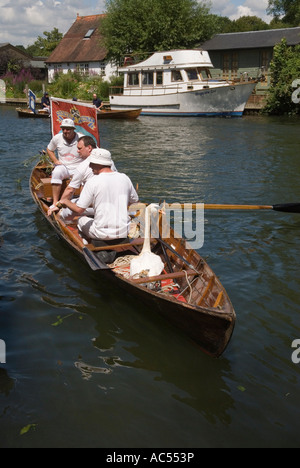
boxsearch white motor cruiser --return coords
[110,49,256,117]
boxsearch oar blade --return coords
[272,203,300,213]
[83,247,110,271]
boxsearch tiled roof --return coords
[0,43,32,59]
[46,14,107,64]
[201,27,300,51]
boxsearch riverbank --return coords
[1,96,266,114]
[0,98,41,107]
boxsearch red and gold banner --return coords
[50,97,100,146]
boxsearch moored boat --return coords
[16,107,50,118]
[110,49,256,117]
[97,108,142,120]
[30,161,236,357]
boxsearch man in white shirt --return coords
[58,136,117,221]
[60,148,139,241]
[47,118,83,215]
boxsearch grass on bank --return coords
[1,70,123,102]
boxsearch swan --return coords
[130,204,164,278]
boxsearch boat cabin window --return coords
[186,68,199,81]
[156,71,163,85]
[142,71,154,86]
[200,68,212,80]
[128,72,140,86]
[171,70,183,82]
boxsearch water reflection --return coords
[0,368,15,396]
[32,212,235,424]
[74,361,112,380]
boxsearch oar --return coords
[82,247,111,271]
[157,237,200,275]
[203,203,300,213]
[130,202,300,214]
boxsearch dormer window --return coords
[84,29,95,39]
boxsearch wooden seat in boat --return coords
[39,178,81,199]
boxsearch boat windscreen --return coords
[186,68,199,81]
[200,68,212,80]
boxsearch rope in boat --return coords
[160,282,180,293]
[184,270,193,303]
[108,255,136,279]
[109,255,192,301]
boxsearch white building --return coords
[46,14,117,83]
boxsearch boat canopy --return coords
[119,49,213,72]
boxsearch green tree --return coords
[209,15,233,34]
[267,0,300,26]
[230,16,270,32]
[265,39,300,115]
[27,28,63,57]
[102,0,213,62]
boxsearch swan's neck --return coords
[141,207,151,254]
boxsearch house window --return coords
[222,52,239,80]
[54,64,62,74]
[84,29,95,39]
[232,53,239,80]
[76,63,89,75]
[223,53,230,80]
[99,61,106,76]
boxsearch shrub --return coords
[0,68,124,101]
[1,68,46,98]
[47,71,123,101]
[264,39,300,116]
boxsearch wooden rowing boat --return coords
[97,108,142,120]
[30,161,236,357]
[16,108,50,118]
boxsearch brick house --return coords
[46,14,116,83]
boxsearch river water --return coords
[0,105,299,448]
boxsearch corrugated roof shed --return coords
[201,27,300,51]
[46,14,107,64]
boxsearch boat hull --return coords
[110,82,256,117]
[116,275,235,357]
[97,108,142,119]
[16,108,50,118]
[30,163,236,357]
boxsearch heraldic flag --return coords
[50,97,100,146]
[28,89,36,114]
